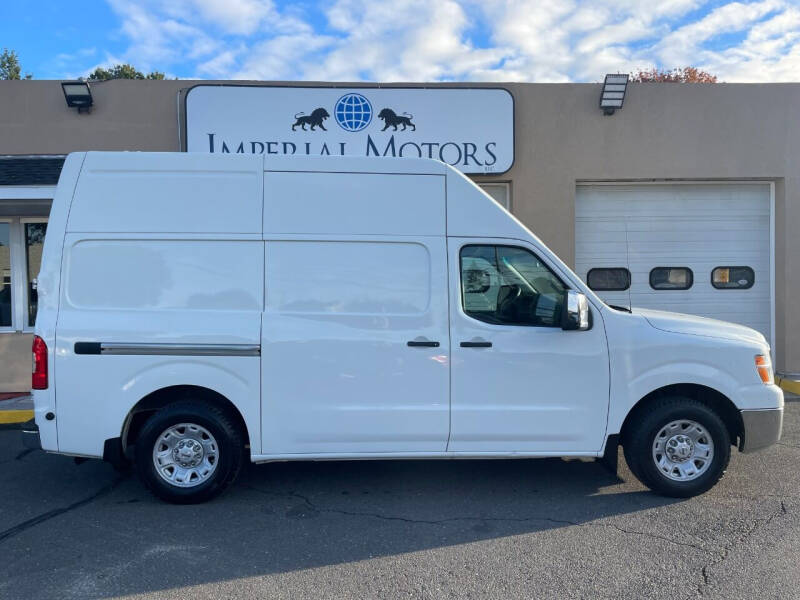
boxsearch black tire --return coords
[623,396,730,498]
[134,400,244,504]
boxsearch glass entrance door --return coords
[0,218,48,332]
[0,222,11,330]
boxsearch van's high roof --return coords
[51,151,535,243]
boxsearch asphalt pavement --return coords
[1,400,798,600]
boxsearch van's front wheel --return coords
[624,397,731,498]
[134,401,244,504]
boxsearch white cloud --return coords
[303,0,507,81]
[655,0,783,66]
[697,5,800,81]
[90,0,800,82]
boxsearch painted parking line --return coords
[0,410,34,425]
[778,376,800,396]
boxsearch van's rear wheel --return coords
[134,401,244,504]
[623,397,730,498]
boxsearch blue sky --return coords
[4,0,799,81]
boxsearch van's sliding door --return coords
[260,237,450,455]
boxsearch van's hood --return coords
[632,308,767,346]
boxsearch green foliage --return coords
[0,48,33,80]
[87,64,167,81]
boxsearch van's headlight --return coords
[755,354,773,384]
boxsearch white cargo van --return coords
[24,152,783,503]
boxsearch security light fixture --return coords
[600,74,628,115]
[61,81,93,113]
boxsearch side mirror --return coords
[562,291,590,331]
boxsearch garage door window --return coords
[650,267,693,290]
[712,266,754,290]
[587,268,631,291]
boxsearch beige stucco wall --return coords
[0,79,798,380]
[0,333,32,392]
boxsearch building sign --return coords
[185,85,514,174]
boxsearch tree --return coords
[0,48,32,80]
[87,63,166,81]
[630,67,718,83]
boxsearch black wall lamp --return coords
[61,81,93,114]
[599,74,628,115]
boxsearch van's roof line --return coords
[78,151,450,176]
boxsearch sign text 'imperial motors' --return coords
[185,86,514,174]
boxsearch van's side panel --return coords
[263,172,446,237]
[52,152,265,457]
[68,153,263,234]
[55,234,264,456]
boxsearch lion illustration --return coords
[378,108,416,131]
[292,108,330,131]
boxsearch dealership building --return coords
[0,79,798,390]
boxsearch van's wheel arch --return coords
[623,395,731,498]
[134,400,245,504]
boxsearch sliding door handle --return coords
[460,341,492,348]
[407,340,440,347]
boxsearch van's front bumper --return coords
[740,408,783,453]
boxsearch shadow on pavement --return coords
[0,430,680,599]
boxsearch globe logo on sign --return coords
[334,93,372,132]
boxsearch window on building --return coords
[0,223,10,328]
[460,245,567,327]
[712,266,754,290]
[650,267,693,290]
[478,183,511,210]
[587,267,631,291]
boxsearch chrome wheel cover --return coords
[652,419,714,482]
[152,423,219,488]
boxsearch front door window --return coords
[460,245,567,327]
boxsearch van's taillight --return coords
[32,336,48,390]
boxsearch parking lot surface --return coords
[1,400,798,600]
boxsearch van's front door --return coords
[447,238,610,454]
[261,237,450,455]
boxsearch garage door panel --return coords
[626,227,768,243]
[576,244,628,257]
[576,183,772,342]
[627,242,766,255]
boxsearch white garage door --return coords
[575,183,772,342]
